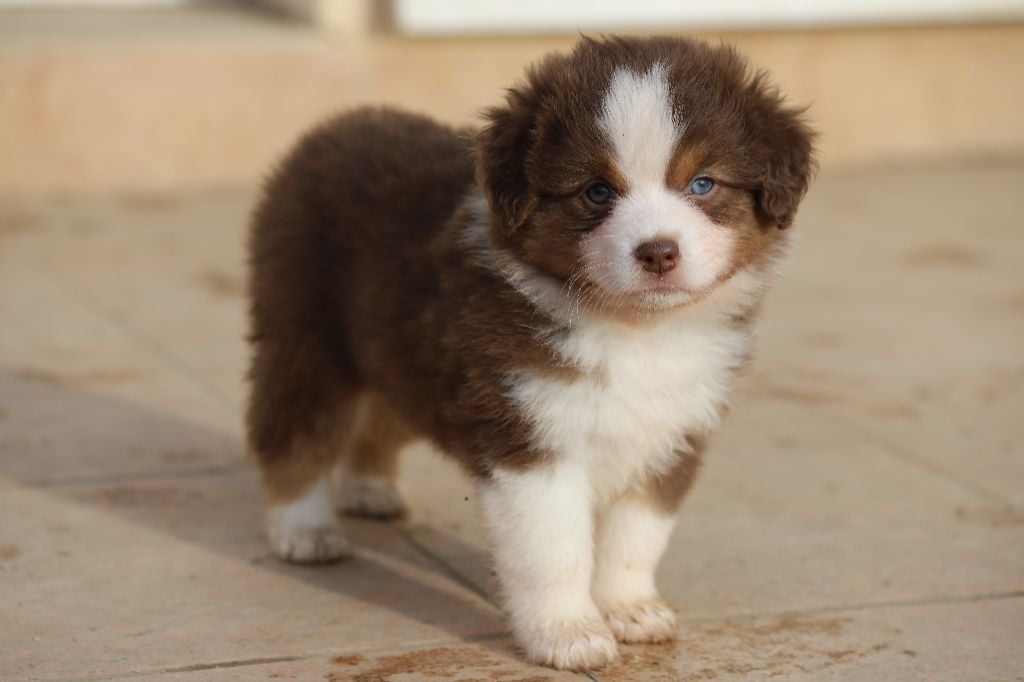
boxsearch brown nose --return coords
[634,239,680,275]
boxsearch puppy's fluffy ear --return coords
[475,86,540,230]
[748,74,818,229]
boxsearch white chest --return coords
[508,315,750,501]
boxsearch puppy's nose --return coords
[634,239,680,275]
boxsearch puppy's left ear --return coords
[750,79,818,229]
[475,86,540,231]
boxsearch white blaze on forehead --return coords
[599,63,682,185]
[582,61,739,304]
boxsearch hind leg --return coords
[336,394,412,520]
[260,419,354,564]
[247,341,359,564]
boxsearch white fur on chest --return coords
[508,312,750,502]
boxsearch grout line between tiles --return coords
[391,523,496,606]
[812,404,1015,508]
[49,632,513,682]
[677,588,1024,625]
[36,590,1024,679]
[30,464,248,489]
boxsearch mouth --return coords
[634,286,697,304]
[604,283,702,313]
[639,279,691,293]
[562,271,709,316]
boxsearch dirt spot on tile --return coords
[602,615,891,681]
[0,210,39,235]
[910,384,937,402]
[85,368,144,383]
[867,403,920,420]
[995,293,1024,313]
[902,243,985,269]
[325,645,533,682]
[94,484,203,508]
[16,367,144,386]
[161,448,207,464]
[116,192,181,211]
[979,366,1024,404]
[773,434,799,448]
[800,332,842,349]
[0,544,20,559]
[331,655,365,666]
[608,642,685,681]
[701,613,849,638]
[804,367,841,380]
[954,505,1024,527]
[17,368,72,385]
[198,269,245,298]
[762,383,843,405]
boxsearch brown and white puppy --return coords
[246,35,815,671]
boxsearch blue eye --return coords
[689,176,714,195]
[585,182,614,205]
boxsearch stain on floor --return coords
[325,645,555,682]
[902,243,985,269]
[15,366,145,386]
[92,484,204,508]
[198,269,245,298]
[599,615,892,681]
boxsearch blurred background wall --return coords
[1,0,1022,196]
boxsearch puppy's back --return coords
[253,107,474,253]
[246,107,474,458]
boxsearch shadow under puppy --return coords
[246,35,815,671]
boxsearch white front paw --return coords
[601,597,677,643]
[519,616,618,671]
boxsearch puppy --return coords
[246,35,815,671]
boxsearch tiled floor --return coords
[1,160,1022,680]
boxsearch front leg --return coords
[592,491,677,643]
[592,449,702,643]
[478,461,617,671]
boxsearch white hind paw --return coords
[339,475,407,520]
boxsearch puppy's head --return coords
[476,36,816,314]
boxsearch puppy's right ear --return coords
[475,87,539,231]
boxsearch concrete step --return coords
[2,5,1023,196]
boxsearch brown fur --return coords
[646,434,708,513]
[245,36,815,501]
[345,394,413,481]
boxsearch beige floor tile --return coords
[756,161,1024,506]
[0,476,506,681]
[660,396,1024,615]
[130,643,585,681]
[1,193,253,410]
[595,595,1024,681]
[0,259,242,484]
[394,396,1024,617]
